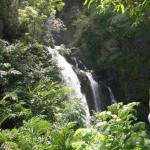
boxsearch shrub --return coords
[71,102,150,150]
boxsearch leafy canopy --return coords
[84,0,150,24]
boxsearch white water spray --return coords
[108,87,117,104]
[73,57,101,112]
[85,72,101,112]
[48,46,91,125]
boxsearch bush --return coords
[71,102,150,150]
[0,102,149,150]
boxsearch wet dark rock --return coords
[95,70,117,87]
[75,69,95,115]
[100,85,111,111]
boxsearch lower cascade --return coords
[84,72,101,112]
[48,46,91,125]
[73,57,102,113]
[108,87,117,104]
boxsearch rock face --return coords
[0,19,4,38]
[94,70,118,100]
[100,85,111,111]
[75,70,95,115]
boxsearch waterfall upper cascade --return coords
[108,87,117,104]
[48,46,90,125]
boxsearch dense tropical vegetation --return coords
[0,0,150,149]
[73,0,150,123]
[84,0,150,24]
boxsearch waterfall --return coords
[73,57,101,112]
[72,57,79,68]
[85,72,101,112]
[48,46,90,125]
[73,57,86,70]
[108,87,117,104]
[45,17,51,36]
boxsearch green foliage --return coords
[17,0,65,44]
[0,38,87,132]
[74,9,150,121]
[28,81,68,121]
[0,116,75,150]
[0,0,19,39]
[0,0,65,43]
[0,102,149,150]
[48,121,76,150]
[74,11,133,70]
[0,1,150,150]
[0,39,61,128]
[18,6,47,43]
[27,0,64,15]
[0,39,59,88]
[71,102,150,150]
[84,0,150,24]
[0,40,22,86]
[57,100,86,128]
[0,91,31,128]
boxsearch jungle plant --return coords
[0,91,31,129]
[0,116,76,150]
[18,6,47,43]
[71,102,150,150]
[28,81,69,122]
[84,0,150,24]
[0,102,149,150]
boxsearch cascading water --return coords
[72,57,87,70]
[108,87,117,104]
[45,17,51,36]
[85,72,101,112]
[73,57,101,112]
[72,57,78,68]
[48,46,91,125]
